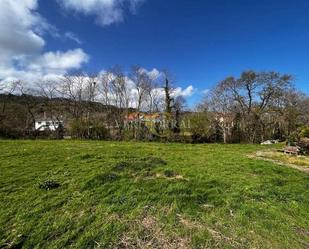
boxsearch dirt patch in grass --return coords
[248,150,309,173]
[139,172,186,181]
[177,214,202,230]
[177,215,241,248]
[117,215,190,249]
[206,227,241,248]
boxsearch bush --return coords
[191,133,208,143]
[287,131,299,146]
[300,127,309,138]
[0,126,24,139]
[91,122,110,140]
[186,112,210,142]
[69,119,88,138]
[297,138,309,155]
[70,119,110,139]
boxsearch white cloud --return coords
[0,0,45,64]
[0,49,89,84]
[0,0,89,85]
[57,0,145,26]
[64,32,82,44]
[136,68,195,98]
[29,49,89,72]
[139,68,162,80]
[173,85,195,97]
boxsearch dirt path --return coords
[248,154,309,173]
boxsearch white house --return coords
[35,120,63,131]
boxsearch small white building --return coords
[35,120,63,131]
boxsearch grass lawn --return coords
[0,140,308,248]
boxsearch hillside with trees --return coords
[0,69,308,143]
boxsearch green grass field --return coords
[0,140,308,248]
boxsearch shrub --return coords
[186,112,210,140]
[0,126,24,139]
[69,119,88,139]
[287,131,299,146]
[91,122,110,140]
[300,127,309,138]
[70,119,110,140]
[297,138,309,155]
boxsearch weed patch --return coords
[38,179,60,190]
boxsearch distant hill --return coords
[0,93,132,136]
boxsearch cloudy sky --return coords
[0,0,308,106]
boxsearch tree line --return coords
[0,68,308,143]
[198,71,309,143]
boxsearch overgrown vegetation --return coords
[298,137,309,155]
[251,150,309,173]
[0,140,308,248]
[0,70,308,143]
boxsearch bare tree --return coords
[99,71,114,107]
[173,96,186,134]
[204,71,294,143]
[58,73,89,120]
[37,80,60,119]
[147,82,163,113]
[15,81,41,132]
[0,81,17,124]
[106,66,131,137]
[296,93,309,126]
[131,65,152,112]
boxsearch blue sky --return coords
[1,0,308,106]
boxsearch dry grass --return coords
[117,215,190,249]
[249,150,309,173]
